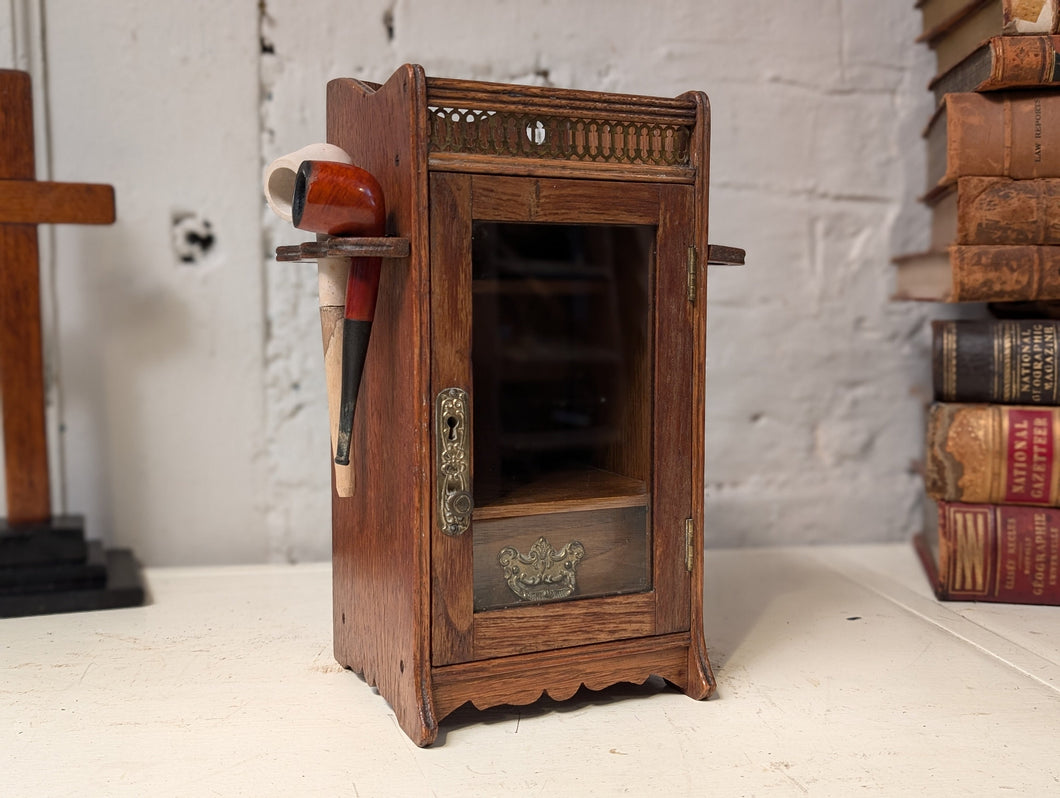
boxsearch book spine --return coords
[933,320,1060,403]
[944,93,1060,184]
[922,0,1059,41]
[955,176,1060,245]
[950,244,1060,301]
[925,403,1060,505]
[983,35,1060,89]
[1002,0,1060,33]
[934,501,1060,604]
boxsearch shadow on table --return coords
[433,549,841,740]
[335,548,844,743]
[703,547,848,673]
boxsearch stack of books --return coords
[898,0,1060,604]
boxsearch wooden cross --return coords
[0,69,115,525]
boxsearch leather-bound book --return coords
[893,245,1060,302]
[925,92,1060,190]
[919,0,1060,39]
[933,319,1060,404]
[925,403,1060,506]
[929,177,1060,247]
[919,0,1060,75]
[930,35,1060,103]
[914,500,1060,604]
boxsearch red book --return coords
[915,500,1060,604]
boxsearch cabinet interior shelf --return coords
[473,467,648,520]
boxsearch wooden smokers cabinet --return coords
[281,65,740,746]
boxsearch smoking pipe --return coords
[292,159,386,467]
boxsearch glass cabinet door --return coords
[470,220,654,610]
[431,174,693,665]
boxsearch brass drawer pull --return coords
[436,387,473,536]
[498,537,585,602]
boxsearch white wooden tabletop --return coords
[3,543,1058,796]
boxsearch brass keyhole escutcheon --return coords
[435,388,472,536]
[446,490,473,517]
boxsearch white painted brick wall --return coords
[1,0,936,563]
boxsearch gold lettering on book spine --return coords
[1013,322,1059,403]
[1045,324,1059,402]
[1015,322,1030,402]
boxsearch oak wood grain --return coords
[326,65,437,746]
[0,70,35,181]
[472,467,647,520]
[0,70,48,524]
[275,236,409,262]
[0,181,115,225]
[0,224,49,523]
[652,183,694,637]
[425,76,698,124]
[428,173,703,681]
[428,153,695,184]
[318,64,718,744]
[683,90,716,698]
[471,175,661,225]
[429,172,475,669]
[431,633,693,721]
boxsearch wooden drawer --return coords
[472,505,651,611]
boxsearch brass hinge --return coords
[686,246,697,303]
[684,517,694,572]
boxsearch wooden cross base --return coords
[0,516,144,618]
